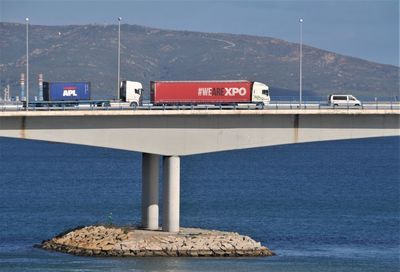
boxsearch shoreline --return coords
[39,225,275,257]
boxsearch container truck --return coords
[41,80,143,103]
[150,80,270,105]
[33,80,142,108]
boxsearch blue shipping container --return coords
[43,82,91,101]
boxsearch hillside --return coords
[0,22,398,100]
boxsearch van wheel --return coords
[355,104,360,107]
[334,104,338,107]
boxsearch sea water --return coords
[0,137,399,271]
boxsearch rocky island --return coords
[39,225,274,257]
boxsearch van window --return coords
[333,96,346,100]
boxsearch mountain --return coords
[0,22,399,100]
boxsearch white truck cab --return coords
[251,82,270,105]
[120,80,143,106]
[328,94,361,107]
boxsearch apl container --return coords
[43,82,91,101]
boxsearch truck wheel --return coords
[130,102,138,107]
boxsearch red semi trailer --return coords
[150,80,270,105]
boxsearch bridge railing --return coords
[1,96,399,111]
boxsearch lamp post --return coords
[25,17,29,110]
[299,18,303,108]
[117,17,122,100]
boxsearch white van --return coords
[328,94,361,107]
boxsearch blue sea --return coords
[0,136,399,271]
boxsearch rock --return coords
[39,225,275,257]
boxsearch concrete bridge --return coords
[0,109,399,232]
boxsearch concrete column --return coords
[162,156,180,233]
[141,153,159,230]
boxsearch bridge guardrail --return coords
[1,97,399,112]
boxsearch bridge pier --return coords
[141,153,160,230]
[162,156,180,233]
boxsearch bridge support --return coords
[162,156,180,233]
[141,153,160,230]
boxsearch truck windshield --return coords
[262,90,269,96]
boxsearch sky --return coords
[0,0,399,66]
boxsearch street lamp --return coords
[25,17,29,110]
[117,17,122,100]
[299,18,303,108]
